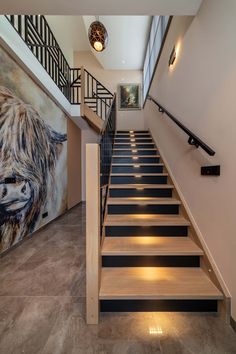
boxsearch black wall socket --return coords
[201,165,220,176]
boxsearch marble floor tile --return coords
[0,203,236,354]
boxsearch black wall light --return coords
[169,46,176,66]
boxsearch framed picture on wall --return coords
[118,83,141,110]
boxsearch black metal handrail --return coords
[148,95,215,156]
[99,95,116,228]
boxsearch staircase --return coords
[99,130,223,313]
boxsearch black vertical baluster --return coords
[96,80,98,113]
[18,15,22,37]
[48,25,51,77]
[58,51,61,88]
[39,16,42,64]
[34,18,39,60]
[43,18,47,71]
[78,69,80,103]
[73,69,75,103]
[86,72,89,98]
[71,69,73,103]
[25,16,28,46]
[10,15,15,27]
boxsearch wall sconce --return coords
[169,46,176,66]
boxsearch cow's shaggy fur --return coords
[0,86,67,252]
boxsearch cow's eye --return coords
[2,186,7,198]
[21,185,26,194]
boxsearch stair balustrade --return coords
[5,15,114,121]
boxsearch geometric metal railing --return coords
[5,15,114,120]
[99,94,116,228]
[5,15,75,100]
[84,69,114,120]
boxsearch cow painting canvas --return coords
[0,46,67,254]
[0,87,67,252]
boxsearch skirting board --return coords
[230,316,236,332]
[149,130,231,322]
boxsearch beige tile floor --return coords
[0,204,236,354]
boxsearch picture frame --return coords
[118,83,141,111]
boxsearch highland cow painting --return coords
[0,46,67,253]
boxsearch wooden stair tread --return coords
[113,148,157,151]
[115,130,151,136]
[109,184,174,189]
[114,142,154,145]
[107,197,181,205]
[115,137,152,140]
[99,267,223,300]
[111,173,168,176]
[102,237,204,256]
[112,163,163,166]
[112,155,160,158]
[104,214,191,226]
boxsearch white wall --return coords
[74,51,145,130]
[46,16,89,67]
[144,0,236,320]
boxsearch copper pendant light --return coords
[88,20,108,52]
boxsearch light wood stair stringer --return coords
[148,131,231,322]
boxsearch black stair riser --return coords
[112,166,163,174]
[105,225,188,237]
[100,300,218,312]
[114,144,155,149]
[109,189,172,198]
[115,139,153,143]
[108,204,179,215]
[102,256,200,267]
[113,150,158,156]
[110,176,168,184]
[115,134,151,139]
[112,157,160,163]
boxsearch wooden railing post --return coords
[80,66,85,115]
[86,143,100,324]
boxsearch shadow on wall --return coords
[0,86,67,253]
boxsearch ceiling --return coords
[0,0,203,15]
[83,16,151,70]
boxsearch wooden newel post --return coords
[86,144,100,324]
